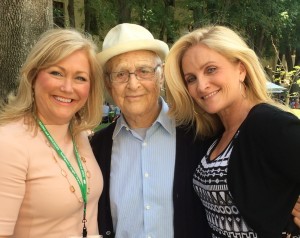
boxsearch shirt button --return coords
[144,172,149,178]
[147,236,152,238]
[145,205,150,210]
[142,142,147,146]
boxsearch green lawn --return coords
[94,122,110,132]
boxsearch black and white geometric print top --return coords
[193,131,258,238]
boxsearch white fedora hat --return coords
[97,23,169,66]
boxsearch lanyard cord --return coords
[37,118,88,237]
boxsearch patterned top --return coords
[193,131,258,238]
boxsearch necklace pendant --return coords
[70,185,76,193]
[86,170,91,178]
[45,139,51,147]
[61,169,67,177]
[52,155,58,163]
[87,187,90,194]
[37,118,88,205]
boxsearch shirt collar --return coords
[113,97,175,139]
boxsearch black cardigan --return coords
[226,104,300,237]
[90,122,210,238]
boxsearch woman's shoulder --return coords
[0,119,35,162]
[250,103,283,114]
[0,118,32,138]
[248,103,297,122]
[242,103,300,139]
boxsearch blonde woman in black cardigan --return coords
[165,25,300,238]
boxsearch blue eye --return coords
[50,71,62,76]
[185,75,197,84]
[76,76,87,82]
[207,67,216,74]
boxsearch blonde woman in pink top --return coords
[0,29,104,238]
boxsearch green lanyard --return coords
[37,118,88,237]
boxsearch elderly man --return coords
[90,23,209,238]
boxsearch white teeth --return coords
[202,90,219,99]
[55,96,72,103]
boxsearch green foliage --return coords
[86,0,117,37]
[178,0,300,59]
[78,0,300,69]
[274,65,300,98]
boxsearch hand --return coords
[292,196,300,228]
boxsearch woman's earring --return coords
[28,89,35,112]
[193,106,199,115]
[192,100,199,115]
[75,104,87,122]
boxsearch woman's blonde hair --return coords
[0,28,104,136]
[165,25,286,138]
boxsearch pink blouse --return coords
[0,119,103,237]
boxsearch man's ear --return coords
[159,63,165,88]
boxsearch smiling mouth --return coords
[54,96,72,103]
[201,89,220,100]
[126,95,142,99]
[127,94,141,97]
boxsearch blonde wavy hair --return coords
[165,25,287,138]
[0,28,104,136]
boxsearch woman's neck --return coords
[43,123,72,145]
[219,100,255,133]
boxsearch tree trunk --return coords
[192,5,204,29]
[84,0,91,32]
[295,47,300,66]
[285,45,294,71]
[164,0,175,43]
[256,29,265,57]
[0,0,53,100]
[117,0,131,23]
[68,0,75,28]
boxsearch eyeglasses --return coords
[109,65,161,83]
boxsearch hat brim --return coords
[97,39,169,66]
